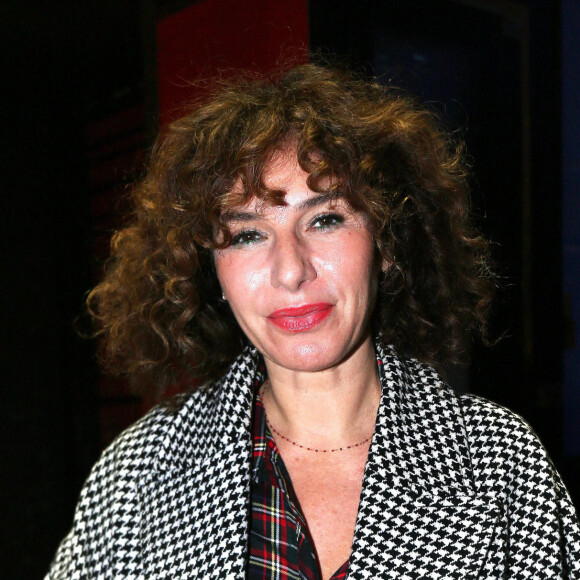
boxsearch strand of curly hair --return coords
[87,63,495,394]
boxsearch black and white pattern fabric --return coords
[47,342,580,579]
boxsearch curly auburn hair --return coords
[88,63,494,393]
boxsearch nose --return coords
[270,233,317,291]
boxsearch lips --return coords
[267,303,333,332]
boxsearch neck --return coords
[260,336,381,447]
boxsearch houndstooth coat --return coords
[47,342,580,579]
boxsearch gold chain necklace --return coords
[259,383,373,453]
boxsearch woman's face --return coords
[214,152,379,375]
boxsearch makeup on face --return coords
[214,151,378,374]
[267,303,334,332]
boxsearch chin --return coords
[268,340,345,373]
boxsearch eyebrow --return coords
[221,192,341,223]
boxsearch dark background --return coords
[1,0,579,577]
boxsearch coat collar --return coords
[370,340,475,496]
[350,342,501,579]
[156,339,476,497]
[154,343,260,471]
[147,341,500,578]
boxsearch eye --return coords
[310,212,345,230]
[230,229,265,246]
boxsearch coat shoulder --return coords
[104,382,224,473]
[45,384,226,580]
[457,394,580,576]
[459,393,545,453]
[459,394,546,470]
[457,393,570,501]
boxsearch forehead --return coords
[262,150,308,188]
[223,151,340,219]
[223,193,344,225]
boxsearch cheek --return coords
[246,270,267,292]
[323,234,376,289]
[214,253,237,297]
[214,253,227,286]
[215,253,268,304]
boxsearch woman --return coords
[48,64,579,579]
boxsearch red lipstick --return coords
[267,303,333,332]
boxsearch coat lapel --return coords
[140,345,260,579]
[137,342,501,578]
[348,343,502,579]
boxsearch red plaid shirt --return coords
[248,371,349,580]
